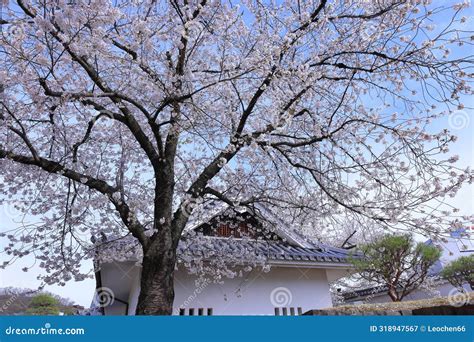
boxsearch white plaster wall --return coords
[127,268,141,315]
[172,265,333,315]
[99,262,335,315]
[99,261,139,316]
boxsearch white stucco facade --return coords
[97,261,352,316]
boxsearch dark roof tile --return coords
[176,236,357,264]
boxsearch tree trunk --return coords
[135,246,176,315]
[388,287,400,302]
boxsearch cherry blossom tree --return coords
[0,0,473,314]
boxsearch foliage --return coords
[441,255,474,290]
[25,294,60,316]
[0,0,473,314]
[351,234,441,301]
[0,287,77,315]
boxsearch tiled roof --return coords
[94,201,361,266]
[342,285,389,300]
[177,236,357,264]
[95,235,358,266]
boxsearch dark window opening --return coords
[217,224,232,237]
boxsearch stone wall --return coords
[304,304,474,316]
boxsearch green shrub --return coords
[25,294,60,316]
[441,255,474,290]
[351,234,441,301]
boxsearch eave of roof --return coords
[95,235,360,267]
